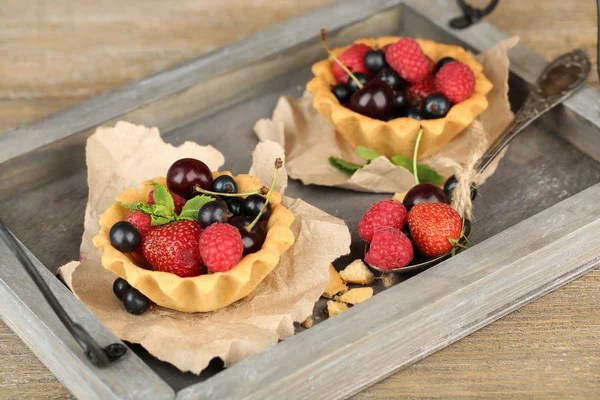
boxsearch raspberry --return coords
[385,38,432,83]
[365,227,413,270]
[407,75,436,105]
[331,43,372,84]
[148,189,186,214]
[125,211,152,237]
[435,61,475,103]
[199,223,244,273]
[358,199,408,242]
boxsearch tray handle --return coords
[450,0,499,29]
[0,220,127,368]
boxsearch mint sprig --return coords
[118,183,215,226]
[390,155,442,185]
[178,195,215,221]
[328,145,441,184]
[328,157,362,176]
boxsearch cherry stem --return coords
[321,28,363,90]
[413,129,423,185]
[193,186,268,197]
[246,158,283,232]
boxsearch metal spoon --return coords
[366,47,591,274]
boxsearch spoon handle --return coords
[477,48,591,174]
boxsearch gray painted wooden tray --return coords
[1,1,600,398]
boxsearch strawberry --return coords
[407,202,463,257]
[435,61,475,103]
[331,43,372,84]
[385,38,432,83]
[142,220,204,277]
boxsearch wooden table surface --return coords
[1,1,599,398]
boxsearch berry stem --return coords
[193,185,268,197]
[246,158,283,232]
[321,29,363,90]
[412,128,423,185]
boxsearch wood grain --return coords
[0,0,598,399]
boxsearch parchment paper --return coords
[255,38,519,193]
[59,122,351,373]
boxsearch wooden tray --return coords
[1,1,600,398]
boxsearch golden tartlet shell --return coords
[307,37,494,159]
[93,174,296,313]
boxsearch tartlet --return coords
[93,173,295,313]
[307,36,493,159]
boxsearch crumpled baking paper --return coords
[59,121,351,373]
[254,37,518,193]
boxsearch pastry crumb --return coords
[327,300,349,318]
[340,259,374,285]
[382,273,395,288]
[337,287,373,305]
[392,192,406,203]
[301,316,313,329]
[323,264,348,298]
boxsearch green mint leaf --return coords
[150,215,172,226]
[355,146,381,162]
[148,182,175,215]
[390,155,442,185]
[117,201,154,214]
[178,195,215,221]
[328,156,363,176]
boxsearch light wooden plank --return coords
[177,183,600,399]
[0,238,175,400]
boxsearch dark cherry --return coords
[332,83,352,103]
[228,216,267,255]
[422,93,451,119]
[403,183,449,212]
[243,194,271,221]
[198,201,232,228]
[166,158,213,199]
[404,107,424,121]
[109,221,141,253]
[113,278,131,300]
[211,175,237,194]
[435,57,456,73]
[376,68,406,91]
[122,288,150,315]
[347,72,370,94]
[364,49,388,72]
[392,89,410,110]
[349,80,394,120]
[444,175,478,202]
[226,197,245,216]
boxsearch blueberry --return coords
[435,57,456,73]
[422,93,451,119]
[364,50,388,72]
[376,68,406,91]
[211,175,237,194]
[198,201,231,228]
[122,288,150,315]
[243,194,271,221]
[332,83,352,104]
[226,197,245,216]
[347,72,370,94]
[392,89,410,110]
[113,278,131,300]
[404,107,424,120]
[109,221,141,253]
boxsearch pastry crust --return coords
[322,264,348,298]
[93,174,295,313]
[339,259,374,285]
[307,37,493,159]
[337,287,373,305]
